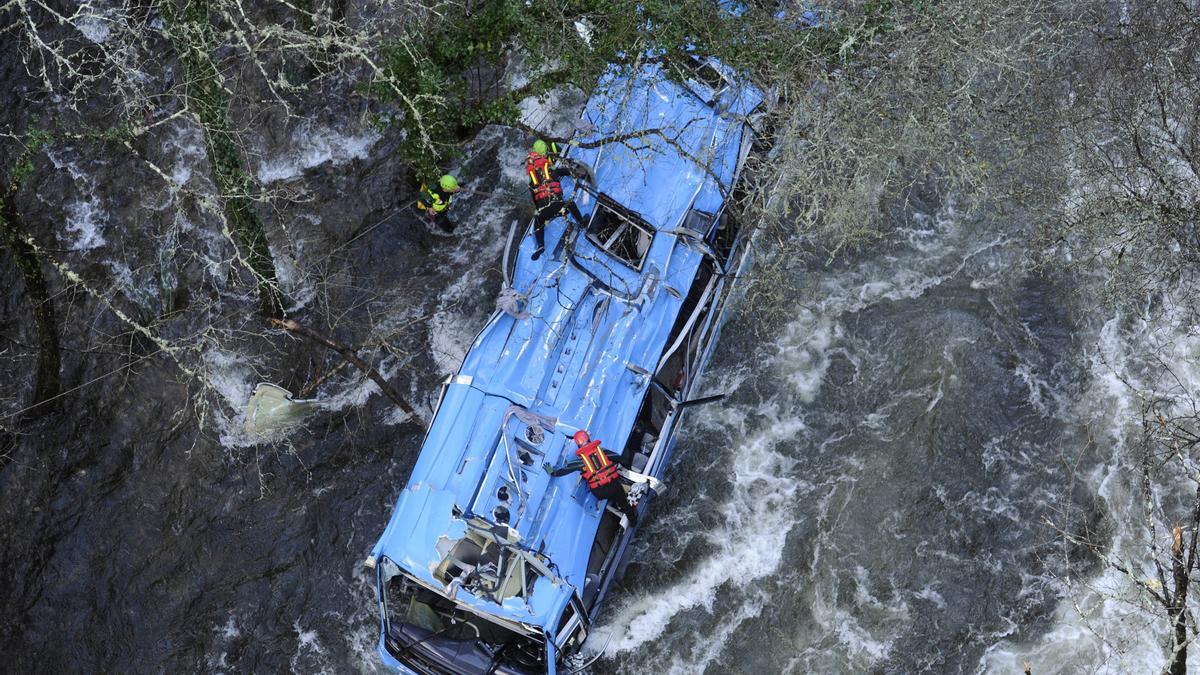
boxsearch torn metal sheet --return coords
[243,383,316,435]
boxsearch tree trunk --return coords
[0,197,61,413]
[1169,525,1189,675]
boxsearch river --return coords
[0,53,1188,675]
[589,189,1114,673]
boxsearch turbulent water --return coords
[1,72,1192,675]
[586,191,1173,673]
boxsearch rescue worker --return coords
[526,139,586,260]
[416,174,462,233]
[572,430,638,524]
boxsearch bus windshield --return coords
[379,558,547,674]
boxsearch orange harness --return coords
[527,152,563,204]
[575,439,618,489]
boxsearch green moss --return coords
[25,128,52,152]
[7,127,53,188]
[10,160,34,186]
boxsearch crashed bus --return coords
[365,56,764,674]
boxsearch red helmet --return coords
[573,430,590,446]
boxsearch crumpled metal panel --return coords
[570,60,762,232]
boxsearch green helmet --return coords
[439,174,459,191]
[532,140,549,156]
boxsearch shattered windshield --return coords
[379,558,546,674]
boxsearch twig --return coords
[269,318,423,425]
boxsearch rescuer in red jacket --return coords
[572,430,638,524]
[526,140,587,261]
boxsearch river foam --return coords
[979,293,1200,673]
[593,192,1095,673]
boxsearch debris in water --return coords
[243,383,316,435]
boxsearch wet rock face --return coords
[0,0,538,667]
[0,0,553,656]
[0,367,424,672]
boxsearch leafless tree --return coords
[1028,4,1200,668]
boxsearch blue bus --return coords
[366,56,764,674]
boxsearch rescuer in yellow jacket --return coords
[416,174,462,233]
[526,140,587,260]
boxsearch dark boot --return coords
[593,481,637,526]
[531,214,547,260]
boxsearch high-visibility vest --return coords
[527,148,563,204]
[576,439,618,489]
[417,184,450,213]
